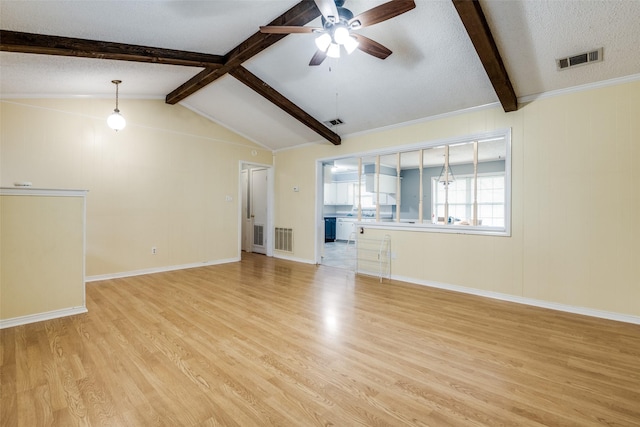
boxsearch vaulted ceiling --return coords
[1,1,639,151]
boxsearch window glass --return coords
[360,156,377,212]
[423,146,445,223]
[399,151,421,221]
[323,130,510,235]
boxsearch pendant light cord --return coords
[112,79,122,112]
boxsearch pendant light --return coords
[107,80,126,131]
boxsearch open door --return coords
[250,167,268,254]
[241,169,252,252]
[241,163,272,256]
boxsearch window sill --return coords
[355,220,510,237]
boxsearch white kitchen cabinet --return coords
[335,182,350,205]
[324,182,337,204]
[336,218,356,241]
[326,182,356,205]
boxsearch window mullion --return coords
[419,149,424,223]
[473,141,478,226]
[444,145,450,225]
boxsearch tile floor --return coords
[322,241,356,270]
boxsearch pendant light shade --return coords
[343,36,359,54]
[315,33,332,52]
[333,25,350,45]
[107,80,126,131]
[107,110,126,131]
[326,43,341,58]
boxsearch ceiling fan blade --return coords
[349,0,416,29]
[314,0,340,23]
[259,26,320,34]
[309,49,327,66]
[353,34,392,60]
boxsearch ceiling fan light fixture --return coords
[107,79,126,131]
[333,25,350,45]
[315,33,332,52]
[327,42,341,58]
[343,36,359,54]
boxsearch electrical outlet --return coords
[152,247,157,255]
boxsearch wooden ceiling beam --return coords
[165,0,321,105]
[0,30,225,68]
[452,0,518,112]
[165,1,342,145]
[2,1,340,145]
[230,66,341,145]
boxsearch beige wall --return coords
[1,192,85,321]
[274,79,640,317]
[0,99,272,277]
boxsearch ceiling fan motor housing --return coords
[321,6,354,28]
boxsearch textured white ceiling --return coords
[1,1,639,150]
[483,0,640,97]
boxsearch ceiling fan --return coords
[260,0,416,66]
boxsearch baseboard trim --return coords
[0,306,88,329]
[390,274,640,325]
[86,257,240,282]
[273,253,316,265]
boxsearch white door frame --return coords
[239,161,274,258]
[315,160,325,265]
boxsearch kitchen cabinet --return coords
[324,217,336,242]
[336,218,356,241]
[324,182,337,204]
[335,182,354,205]
[325,182,355,205]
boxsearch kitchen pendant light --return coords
[438,164,455,186]
[107,80,126,131]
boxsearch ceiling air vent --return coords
[324,118,344,127]
[556,48,603,71]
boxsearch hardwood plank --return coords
[1,253,639,425]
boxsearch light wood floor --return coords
[2,253,639,426]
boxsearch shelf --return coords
[349,234,391,283]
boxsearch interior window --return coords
[322,129,510,236]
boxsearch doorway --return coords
[318,161,357,270]
[241,163,273,256]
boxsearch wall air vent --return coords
[253,224,264,246]
[324,118,344,127]
[275,227,293,252]
[556,48,603,71]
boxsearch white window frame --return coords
[432,172,506,228]
[316,129,512,240]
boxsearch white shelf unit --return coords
[349,233,391,282]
